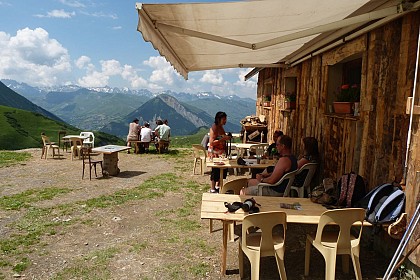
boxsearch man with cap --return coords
[126,118,140,153]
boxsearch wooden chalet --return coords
[136,0,420,269]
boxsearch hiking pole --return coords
[383,201,420,280]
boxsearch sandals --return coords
[209,188,219,193]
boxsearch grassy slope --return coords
[170,127,209,148]
[0,105,124,150]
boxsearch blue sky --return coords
[0,0,257,98]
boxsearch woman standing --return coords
[208,111,231,193]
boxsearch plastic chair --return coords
[192,144,207,175]
[290,163,318,197]
[81,147,103,180]
[257,170,297,197]
[41,135,61,159]
[249,143,269,157]
[70,137,83,160]
[305,208,365,280]
[239,211,287,280]
[80,132,95,148]
[209,178,248,235]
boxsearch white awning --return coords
[136,0,408,79]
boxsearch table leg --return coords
[221,221,228,275]
[103,153,120,176]
[219,168,225,189]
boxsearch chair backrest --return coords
[192,144,207,159]
[258,169,297,196]
[221,178,248,194]
[81,147,92,164]
[294,163,318,188]
[242,211,287,252]
[314,208,365,250]
[41,135,52,146]
[80,132,95,147]
[249,143,268,156]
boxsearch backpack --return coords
[337,172,367,207]
[362,183,405,225]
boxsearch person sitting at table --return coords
[240,135,298,196]
[155,119,171,152]
[208,111,232,193]
[266,130,283,157]
[297,136,319,168]
[140,122,153,153]
[126,118,140,153]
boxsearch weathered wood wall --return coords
[256,11,420,265]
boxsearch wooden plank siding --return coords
[255,11,420,265]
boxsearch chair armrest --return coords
[257,183,273,196]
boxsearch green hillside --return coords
[39,89,148,130]
[0,81,62,122]
[0,105,124,150]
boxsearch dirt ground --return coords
[0,148,400,279]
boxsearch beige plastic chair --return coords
[70,137,83,160]
[192,144,207,175]
[257,170,297,196]
[41,135,61,159]
[239,211,287,280]
[290,163,318,197]
[305,208,365,280]
[209,178,248,234]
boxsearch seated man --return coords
[140,122,153,153]
[240,135,298,196]
[155,119,171,152]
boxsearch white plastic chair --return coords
[239,211,287,280]
[257,170,297,196]
[290,163,318,197]
[80,132,95,148]
[249,143,269,157]
[305,208,365,280]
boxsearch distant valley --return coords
[2,79,256,137]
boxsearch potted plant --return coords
[285,92,296,109]
[333,84,360,114]
[263,95,271,107]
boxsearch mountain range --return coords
[1,79,256,137]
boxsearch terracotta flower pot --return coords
[285,101,296,109]
[333,102,353,114]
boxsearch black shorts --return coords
[210,168,227,182]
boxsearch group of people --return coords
[207,111,319,195]
[126,118,171,153]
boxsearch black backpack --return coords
[336,172,367,207]
[360,183,405,224]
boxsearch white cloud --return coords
[0,1,11,6]
[59,0,85,8]
[35,9,75,18]
[0,28,71,86]
[234,68,257,89]
[112,26,122,30]
[200,70,223,85]
[144,56,179,86]
[75,56,90,69]
[79,11,117,19]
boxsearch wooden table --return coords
[201,193,334,274]
[92,145,131,176]
[206,159,273,188]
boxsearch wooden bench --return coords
[127,141,151,154]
